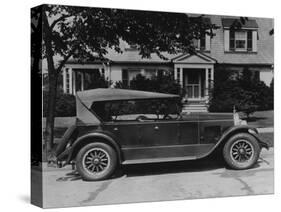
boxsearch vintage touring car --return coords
[55,88,268,181]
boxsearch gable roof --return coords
[172,52,216,64]
[222,18,258,28]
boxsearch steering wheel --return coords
[136,115,149,122]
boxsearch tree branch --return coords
[56,48,76,73]
[50,10,82,30]
[50,14,71,29]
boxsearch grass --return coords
[241,110,273,128]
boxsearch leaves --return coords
[42,4,218,68]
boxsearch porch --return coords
[173,53,216,112]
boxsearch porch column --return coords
[179,68,183,87]
[174,68,177,81]
[210,67,214,89]
[72,70,76,95]
[81,72,84,91]
[68,68,72,95]
[63,68,67,93]
[205,68,209,101]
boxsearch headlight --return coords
[248,129,258,135]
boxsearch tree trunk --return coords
[43,11,58,156]
[45,70,57,152]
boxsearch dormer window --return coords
[223,18,258,53]
[192,33,210,51]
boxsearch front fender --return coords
[198,125,268,159]
[220,125,268,149]
[66,131,122,164]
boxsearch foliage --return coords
[43,91,76,117]
[83,72,111,90]
[116,72,184,96]
[33,4,218,152]
[209,67,274,115]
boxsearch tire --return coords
[76,142,117,181]
[223,133,260,170]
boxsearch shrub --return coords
[43,91,76,117]
[209,67,273,114]
[115,73,184,96]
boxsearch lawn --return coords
[242,110,274,128]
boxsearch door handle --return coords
[154,126,159,130]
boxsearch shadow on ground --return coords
[57,153,229,182]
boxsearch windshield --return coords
[90,99,181,122]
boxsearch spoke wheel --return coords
[82,148,110,175]
[223,133,260,170]
[76,142,117,181]
[230,140,254,163]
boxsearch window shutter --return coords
[229,30,235,51]
[224,30,230,51]
[252,31,258,52]
[247,31,253,51]
[205,31,211,51]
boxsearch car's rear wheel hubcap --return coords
[83,148,110,174]
[230,139,254,163]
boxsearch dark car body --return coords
[56,88,268,168]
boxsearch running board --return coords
[122,156,197,165]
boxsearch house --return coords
[61,15,274,112]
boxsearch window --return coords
[192,33,206,50]
[176,68,180,82]
[66,69,70,94]
[157,69,164,78]
[122,69,129,87]
[254,71,260,81]
[101,68,105,76]
[235,31,247,50]
[229,30,255,52]
[91,99,180,122]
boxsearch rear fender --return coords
[66,132,122,164]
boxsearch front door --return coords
[184,69,203,100]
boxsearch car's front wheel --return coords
[223,133,260,170]
[76,142,117,181]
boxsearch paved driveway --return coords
[41,148,274,208]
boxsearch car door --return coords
[177,113,202,158]
[102,121,141,147]
[122,120,179,161]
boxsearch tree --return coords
[32,4,217,156]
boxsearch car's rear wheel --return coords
[76,142,117,181]
[223,133,260,170]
